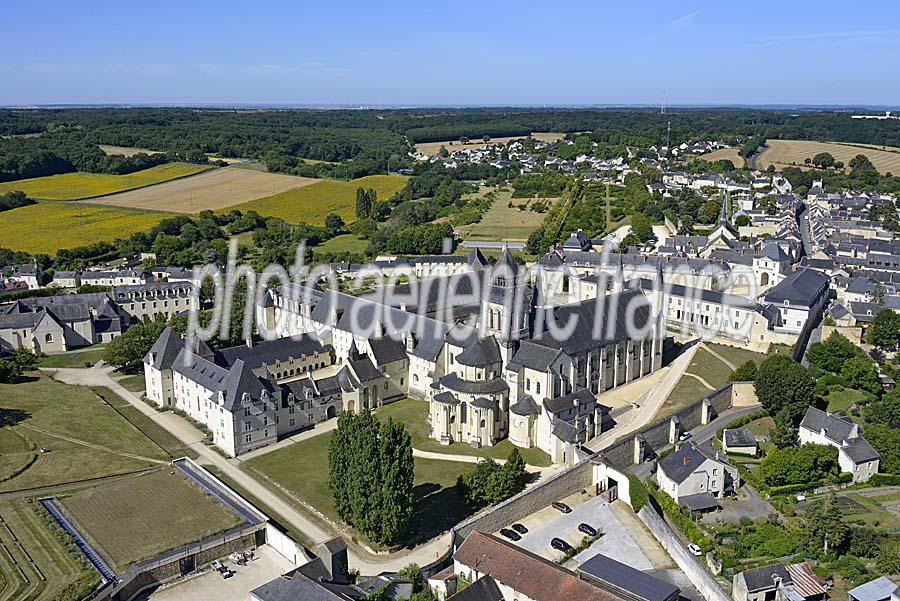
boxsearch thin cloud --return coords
[670,10,702,29]
[751,29,900,47]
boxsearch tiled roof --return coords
[454,532,623,601]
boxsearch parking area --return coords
[144,545,295,601]
[495,491,655,570]
[701,484,774,525]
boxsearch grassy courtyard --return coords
[36,345,107,368]
[0,375,170,492]
[242,428,479,547]
[376,398,552,467]
[59,469,242,572]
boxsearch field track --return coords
[85,166,320,212]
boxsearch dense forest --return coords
[3,107,900,184]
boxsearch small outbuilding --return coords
[723,427,758,456]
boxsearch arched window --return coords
[45,333,53,343]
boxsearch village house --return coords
[798,407,880,483]
[656,443,739,511]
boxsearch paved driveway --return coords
[503,492,653,570]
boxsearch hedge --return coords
[768,472,852,496]
[869,473,900,486]
[715,409,769,442]
[628,475,648,512]
[650,489,713,552]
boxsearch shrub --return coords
[650,490,712,552]
[628,475,648,512]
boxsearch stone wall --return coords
[101,531,260,601]
[452,459,594,545]
[639,505,731,601]
[600,383,739,470]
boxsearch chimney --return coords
[683,455,689,466]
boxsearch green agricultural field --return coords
[0,203,164,254]
[228,175,407,225]
[376,398,552,467]
[59,469,242,572]
[0,376,169,492]
[0,163,211,201]
[0,496,99,601]
[313,233,368,255]
[243,427,478,546]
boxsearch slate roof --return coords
[367,336,407,364]
[455,335,501,367]
[680,493,721,512]
[576,554,679,601]
[763,268,830,308]
[799,407,856,445]
[453,532,622,601]
[348,357,382,383]
[509,395,540,416]
[658,443,724,484]
[250,569,352,601]
[739,563,792,593]
[439,373,509,395]
[215,334,328,370]
[843,437,881,463]
[723,427,757,448]
[510,341,562,371]
[448,575,503,600]
[543,388,596,414]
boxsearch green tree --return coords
[378,418,414,543]
[865,424,900,473]
[734,214,751,227]
[631,213,653,242]
[864,390,900,424]
[757,444,839,486]
[841,357,883,395]
[327,410,414,545]
[812,152,835,169]
[772,407,798,448]
[754,355,816,415]
[866,309,900,348]
[806,331,865,373]
[355,187,373,219]
[877,538,900,574]
[805,493,847,553]
[103,318,167,370]
[324,213,345,235]
[729,360,758,382]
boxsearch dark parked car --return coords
[551,537,572,552]
[551,502,572,514]
[499,528,521,541]
[578,523,597,537]
[511,523,528,535]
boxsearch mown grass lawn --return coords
[0,163,211,200]
[242,428,479,547]
[377,398,552,467]
[0,375,169,491]
[824,386,872,412]
[704,343,768,369]
[37,345,107,368]
[685,348,733,388]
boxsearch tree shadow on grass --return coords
[402,482,478,548]
[0,407,30,427]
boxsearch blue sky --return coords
[3,1,900,106]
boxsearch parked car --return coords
[551,538,573,552]
[687,543,703,556]
[578,523,597,537]
[552,502,572,514]
[511,523,528,535]
[499,528,521,541]
[678,432,692,441]
[796,494,806,502]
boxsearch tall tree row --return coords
[328,410,414,544]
